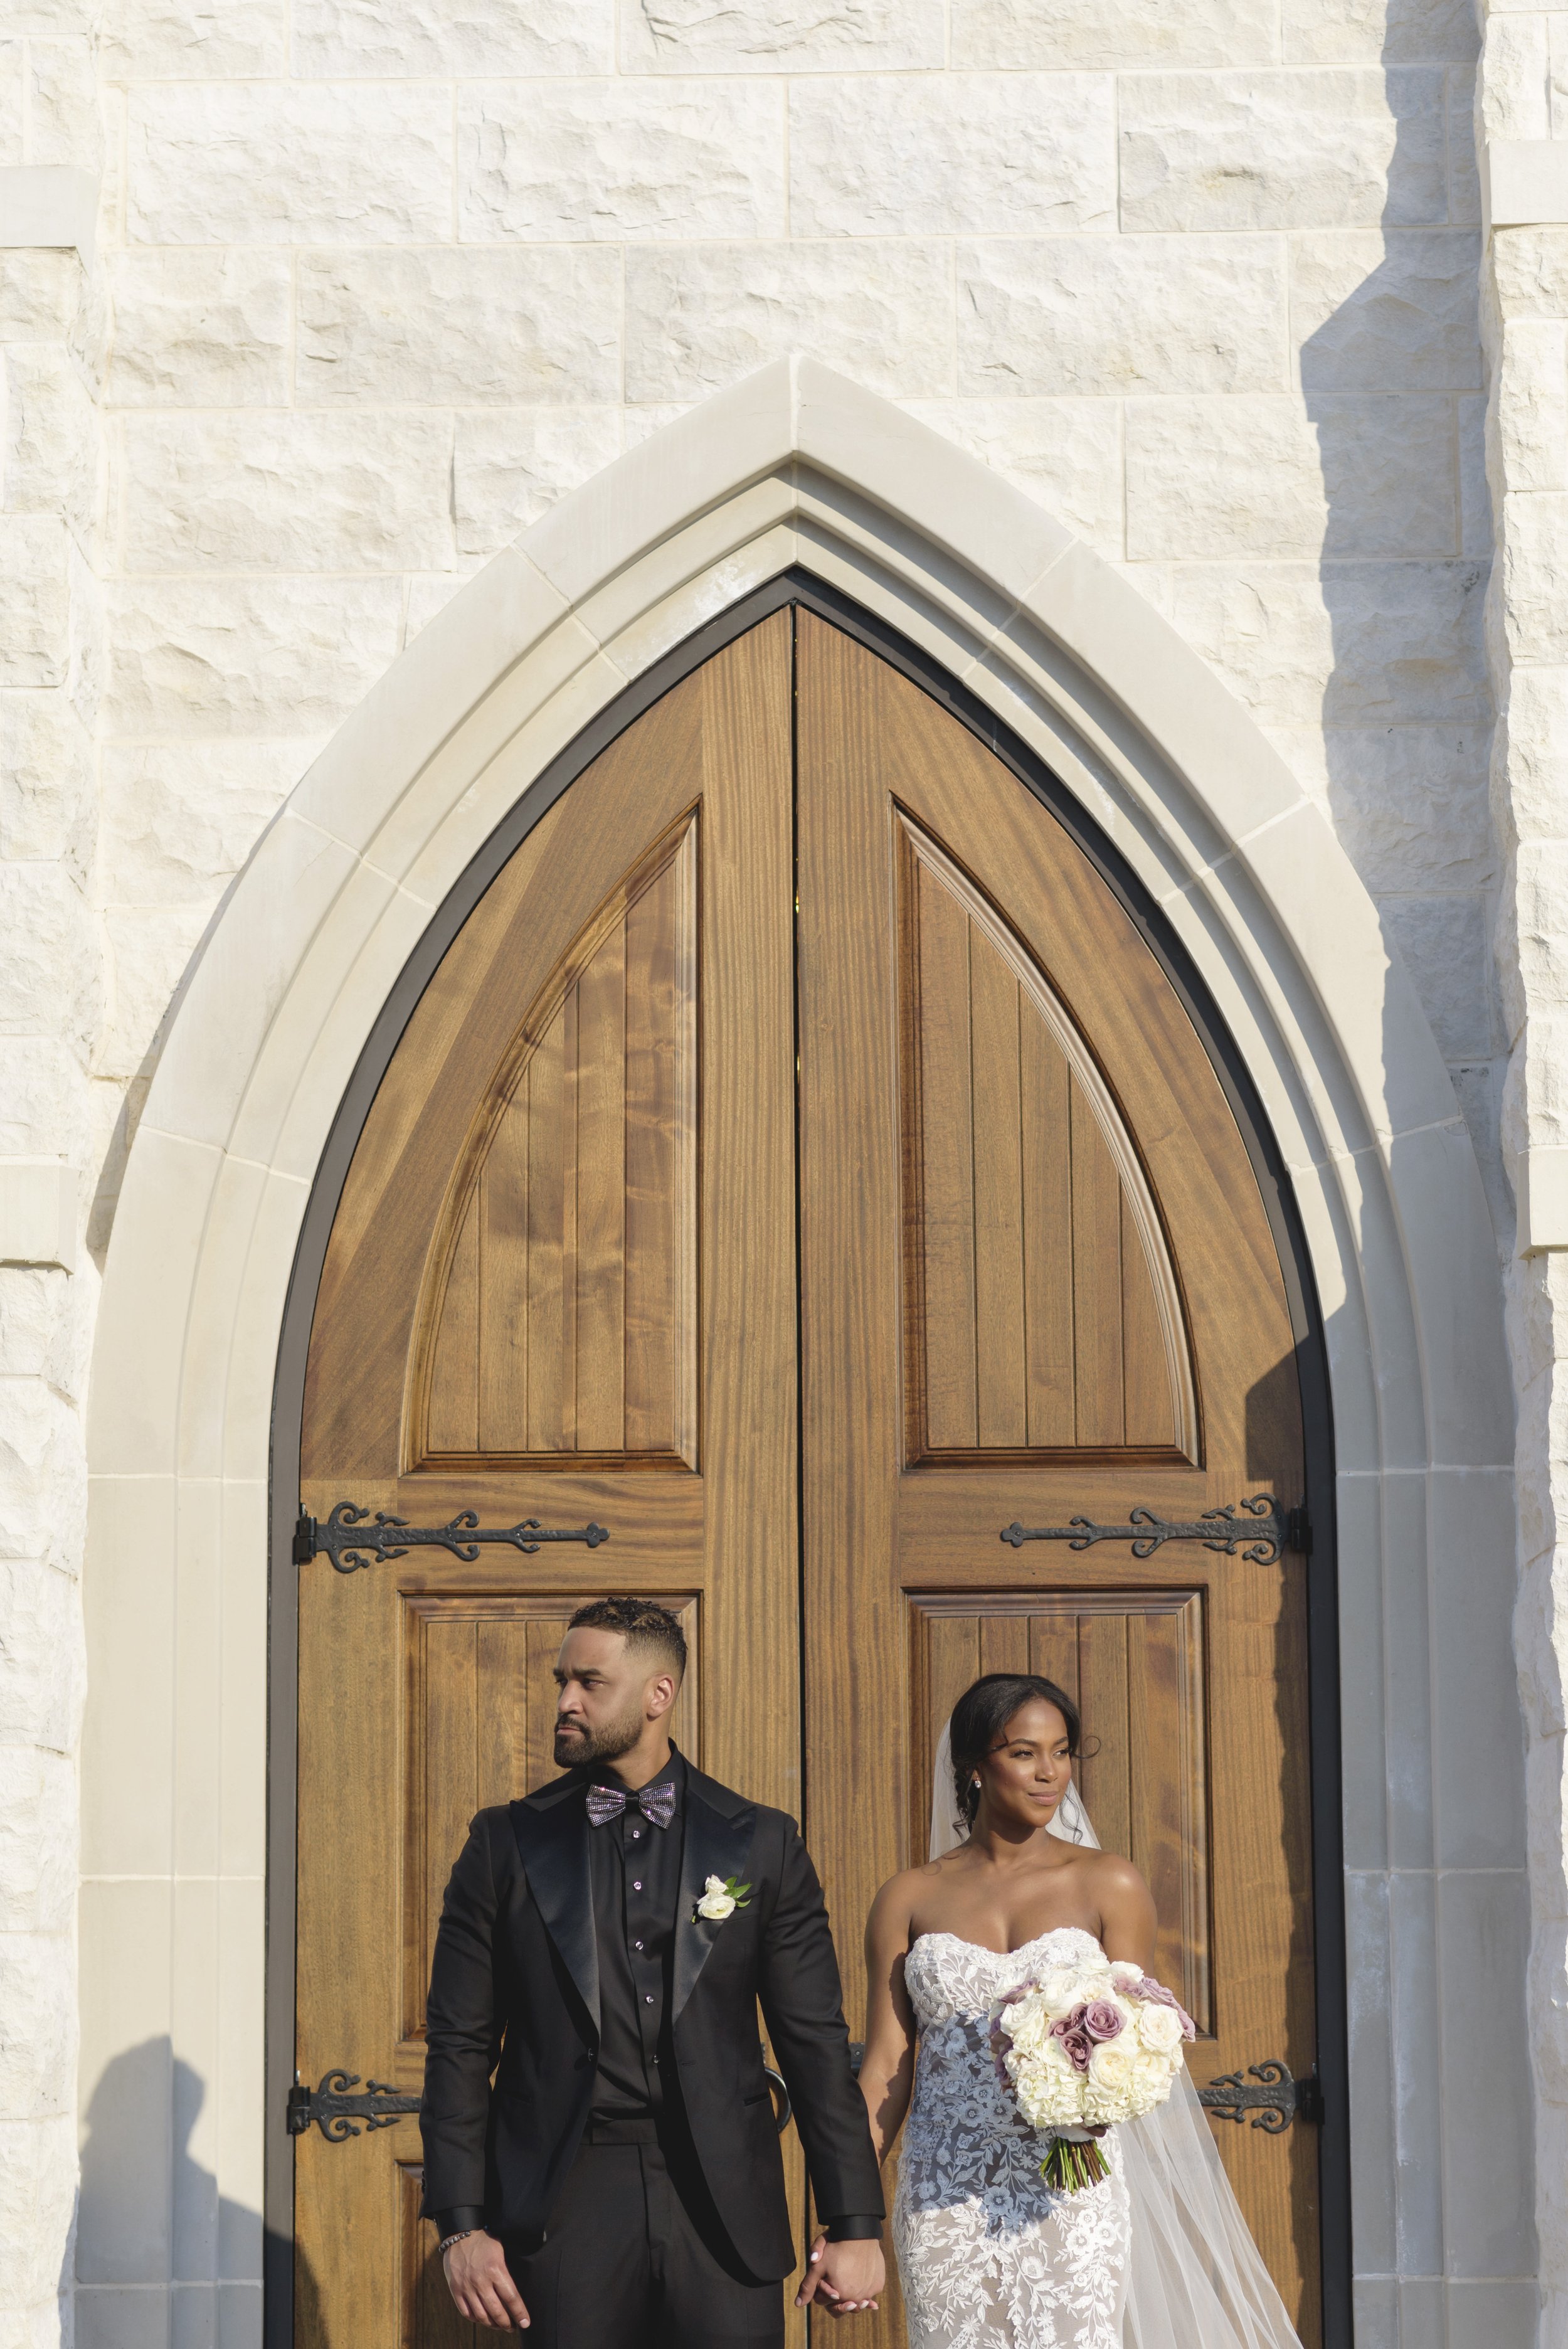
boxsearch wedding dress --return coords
[894,1727,1306,2349]
[896,1924,1131,2349]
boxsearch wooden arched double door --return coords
[292,610,1320,2345]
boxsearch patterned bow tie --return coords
[586,1781,677,1830]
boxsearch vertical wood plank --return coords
[426,1194,479,1454]
[979,1610,1031,1678]
[573,925,628,1452]
[1029,1611,1081,1710]
[477,1101,529,1453]
[1120,1191,1174,1447]
[1075,1609,1131,1860]
[419,1615,479,2038]
[916,864,979,1450]
[624,858,676,1456]
[1020,1019,1074,1447]
[525,1010,568,1451]
[969,943,1028,1448]
[1069,1078,1125,1445]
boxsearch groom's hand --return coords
[797,2235,884,2316]
[442,2231,529,2330]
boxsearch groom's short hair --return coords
[567,1596,687,1682]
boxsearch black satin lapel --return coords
[673,1791,758,2023]
[510,1795,598,2035]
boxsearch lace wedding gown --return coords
[896,1926,1130,2349]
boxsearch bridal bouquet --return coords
[990,1950,1196,2192]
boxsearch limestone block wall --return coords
[0,0,1538,2340]
[1480,12,1568,2342]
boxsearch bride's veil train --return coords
[928,1722,1306,2349]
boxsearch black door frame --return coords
[265,571,1348,2345]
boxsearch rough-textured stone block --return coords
[1459,394,1490,558]
[1448,70,1480,225]
[0,865,97,1053]
[1482,12,1549,139]
[0,694,93,870]
[100,904,214,1079]
[953,0,1274,67]
[100,739,317,904]
[100,0,285,78]
[1505,666,1568,841]
[0,519,69,689]
[459,78,785,241]
[0,1751,74,1934]
[3,346,98,553]
[1492,225,1568,319]
[958,235,1287,394]
[454,406,623,555]
[1265,721,1493,886]
[1503,490,1568,663]
[0,43,22,166]
[1149,555,1488,723]
[1380,893,1496,1058]
[128,83,453,245]
[1121,68,1447,230]
[0,1268,78,1389]
[1496,322,1568,492]
[1126,391,1456,558]
[0,1562,82,1756]
[0,251,80,342]
[296,245,621,403]
[0,1934,73,2121]
[106,249,290,407]
[1282,0,1476,62]
[1295,230,1481,391]
[0,2113,76,2303]
[902,395,1125,554]
[625,240,954,400]
[120,411,455,571]
[295,0,610,78]
[26,36,98,170]
[789,73,1115,235]
[618,0,944,73]
[104,575,403,736]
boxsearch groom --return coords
[421,1595,886,2338]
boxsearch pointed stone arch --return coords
[82,358,1523,2349]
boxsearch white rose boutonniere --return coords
[694,1874,751,1923]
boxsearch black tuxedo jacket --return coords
[419,1759,884,2279]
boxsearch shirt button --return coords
[645,1994,654,2005]
[632,1828,642,1839]
[632,1881,642,1891]
[634,1939,644,1951]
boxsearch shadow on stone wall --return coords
[74,2040,322,2348]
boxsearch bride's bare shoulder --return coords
[869,1852,961,1926]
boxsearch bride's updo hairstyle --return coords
[950,1673,1084,1835]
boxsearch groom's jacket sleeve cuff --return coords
[824,2216,882,2240]
[431,2209,487,2239]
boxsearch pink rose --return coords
[1057,2027,1093,2074]
[1081,1999,1125,2042]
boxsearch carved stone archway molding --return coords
[81,358,1528,2344]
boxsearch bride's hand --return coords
[797,2235,884,2315]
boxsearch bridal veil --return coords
[928,1721,1306,2349]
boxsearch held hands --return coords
[797,2235,885,2316]
[442,2231,530,2331]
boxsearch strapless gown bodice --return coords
[894,1927,1130,2349]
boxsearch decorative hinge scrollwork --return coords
[294,1501,611,1574]
[1198,2059,1323,2131]
[286,2069,421,2141]
[1000,1493,1307,1567]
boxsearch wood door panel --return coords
[795,612,1318,2346]
[898,812,1196,1464]
[910,1589,1212,2033]
[402,1592,699,2044]
[416,812,699,1472]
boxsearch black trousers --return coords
[505,2118,785,2348]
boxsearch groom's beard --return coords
[554,1699,644,1771]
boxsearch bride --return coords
[853,1672,1305,2349]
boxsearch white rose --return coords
[1129,2049,1179,2109]
[1038,1965,1084,2019]
[1135,2002,1184,2055]
[1083,2040,1140,2124]
[1109,1960,1143,1990]
[1005,2003,1054,2059]
[696,1875,736,1921]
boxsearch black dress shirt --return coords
[431,1747,879,2244]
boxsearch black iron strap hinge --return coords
[294,1500,610,1574]
[1000,1493,1310,1567]
[287,2069,421,2141]
[1199,2059,1323,2131]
